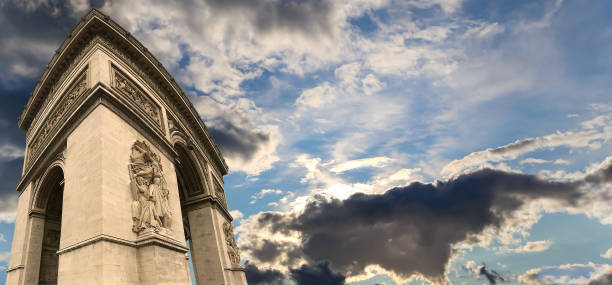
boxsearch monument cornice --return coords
[19,8,228,175]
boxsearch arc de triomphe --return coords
[5,8,247,285]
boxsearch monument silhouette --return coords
[5,8,247,285]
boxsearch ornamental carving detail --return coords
[27,70,88,167]
[167,113,179,133]
[112,67,162,128]
[223,222,240,265]
[215,182,227,208]
[129,140,173,235]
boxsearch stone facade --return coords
[6,8,246,285]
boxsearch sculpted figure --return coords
[149,174,172,229]
[129,140,172,234]
[223,222,241,265]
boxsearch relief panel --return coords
[111,66,163,130]
[27,69,88,168]
[128,140,173,236]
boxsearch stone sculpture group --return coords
[129,140,173,235]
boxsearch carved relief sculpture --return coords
[113,67,162,128]
[129,140,173,235]
[223,222,241,265]
[214,182,228,209]
[27,70,88,168]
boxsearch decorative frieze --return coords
[27,70,88,168]
[112,67,162,128]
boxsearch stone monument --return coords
[5,8,247,285]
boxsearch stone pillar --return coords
[21,212,46,285]
[5,184,34,284]
[136,232,192,285]
[185,200,226,285]
[55,104,191,285]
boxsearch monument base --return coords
[54,233,191,285]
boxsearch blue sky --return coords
[1,0,612,284]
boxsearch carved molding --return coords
[129,140,173,236]
[56,233,189,256]
[112,67,162,129]
[26,69,88,169]
[223,222,241,265]
[6,265,24,273]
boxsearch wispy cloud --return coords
[330,156,392,173]
[513,240,552,253]
[249,189,283,204]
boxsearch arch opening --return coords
[36,166,64,285]
[174,143,206,284]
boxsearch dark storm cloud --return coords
[246,162,612,283]
[0,82,30,199]
[204,0,333,36]
[290,262,345,285]
[479,264,505,285]
[245,261,286,285]
[589,272,612,285]
[584,158,612,184]
[0,158,23,198]
[209,118,270,162]
[245,261,345,285]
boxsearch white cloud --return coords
[442,126,612,176]
[514,240,552,253]
[554,159,571,165]
[601,247,612,259]
[330,156,393,173]
[361,74,385,95]
[249,189,283,204]
[520,158,549,165]
[519,262,612,285]
[295,82,336,109]
[229,210,244,221]
[0,144,24,161]
[68,0,89,14]
[0,195,18,223]
[0,251,9,262]
[513,0,563,33]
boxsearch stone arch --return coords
[171,135,209,200]
[29,161,65,285]
[31,160,65,212]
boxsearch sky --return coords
[1,0,612,284]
